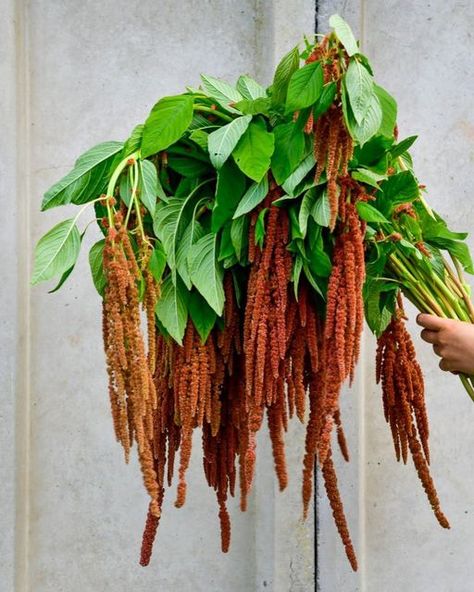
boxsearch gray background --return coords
[1,1,474,591]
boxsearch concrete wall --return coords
[2,1,474,591]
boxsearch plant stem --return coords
[193,105,233,123]
[106,150,140,226]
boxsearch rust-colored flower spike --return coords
[376,305,449,529]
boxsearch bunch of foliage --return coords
[32,15,473,570]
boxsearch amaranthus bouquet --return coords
[32,15,473,571]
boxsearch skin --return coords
[417,314,474,375]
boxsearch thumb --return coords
[416,313,445,331]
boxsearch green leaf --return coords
[292,255,303,298]
[255,208,268,247]
[349,94,383,146]
[313,82,337,119]
[48,222,86,293]
[233,175,269,218]
[32,218,81,284]
[119,170,132,206]
[282,153,315,196]
[188,291,217,343]
[307,221,332,278]
[212,159,247,232]
[41,141,123,210]
[188,234,225,315]
[200,74,243,113]
[141,95,194,158]
[218,223,234,261]
[88,239,106,296]
[271,45,300,106]
[139,159,158,215]
[374,84,397,138]
[345,59,374,125]
[208,115,252,169]
[236,75,266,100]
[356,201,389,223]
[123,124,144,156]
[167,153,211,178]
[234,97,270,116]
[232,119,275,182]
[352,168,387,188]
[299,188,317,237]
[230,215,249,263]
[329,14,359,56]
[188,129,209,150]
[271,122,306,185]
[175,199,206,289]
[285,62,323,113]
[311,189,331,227]
[153,188,205,283]
[155,275,189,345]
[148,241,167,283]
[363,278,398,336]
[390,135,417,159]
[380,170,419,207]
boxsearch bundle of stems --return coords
[389,243,474,400]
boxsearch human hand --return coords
[417,314,474,375]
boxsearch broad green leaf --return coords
[200,74,243,113]
[313,82,337,119]
[232,119,274,182]
[188,234,225,315]
[155,275,189,344]
[49,226,87,293]
[167,154,211,178]
[345,59,374,125]
[141,95,194,158]
[153,188,205,283]
[273,194,296,207]
[233,175,269,218]
[363,278,398,336]
[255,208,268,247]
[285,62,323,114]
[88,239,106,296]
[390,135,417,159]
[352,168,387,188]
[271,46,300,106]
[230,215,249,263]
[356,201,389,223]
[374,84,397,138]
[188,291,217,343]
[139,159,158,215]
[123,124,144,156]
[271,122,306,185]
[282,153,315,196]
[329,14,359,56]
[188,129,209,150]
[311,189,331,227]
[380,170,419,205]
[349,94,383,146]
[208,115,252,169]
[32,218,81,284]
[233,98,270,116]
[307,221,332,277]
[176,199,206,289]
[212,159,247,231]
[236,75,266,100]
[148,241,167,283]
[41,141,123,210]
